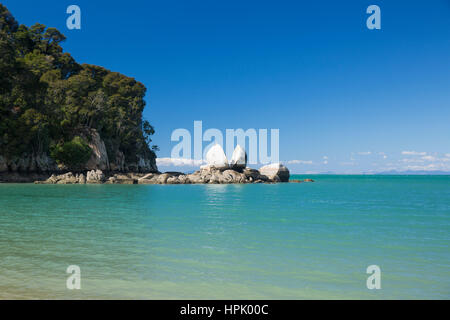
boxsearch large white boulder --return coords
[230,145,247,171]
[205,144,229,170]
[258,163,290,182]
[86,169,105,183]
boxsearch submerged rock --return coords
[290,178,314,183]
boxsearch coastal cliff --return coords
[0,4,158,181]
[0,128,157,180]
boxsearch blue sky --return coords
[4,0,450,173]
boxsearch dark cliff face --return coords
[0,4,158,174]
[0,128,158,174]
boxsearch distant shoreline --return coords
[290,172,450,176]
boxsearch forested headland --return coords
[0,4,158,175]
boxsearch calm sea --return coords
[0,175,449,299]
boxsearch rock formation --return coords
[1,128,157,182]
[84,129,110,171]
[86,169,106,184]
[230,145,247,171]
[34,164,291,185]
[204,144,229,170]
[258,163,290,182]
[0,153,58,174]
[36,172,86,184]
[136,166,268,184]
[31,145,291,185]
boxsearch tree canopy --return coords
[0,4,157,169]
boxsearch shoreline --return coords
[0,165,312,185]
[1,167,291,185]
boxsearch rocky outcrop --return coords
[291,179,315,183]
[36,172,86,184]
[0,153,58,173]
[137,166,275,185]
[86,169,106,183]
[28,144,292,185]
[33,163,291,185]
[109,150,125,171]
[109,150,157,173]
[36,170,103,184]
[230,145,247,171]
[83,128,157,173]
[84,129,110,171]
[204,144,229,171]
[130,155,158,173]
[105,172,146,184]
[0,128,158,176]
[36,170,149,185]
[34,153,57,172]
[258,163,290,182]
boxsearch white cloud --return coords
[399,158,424,163]
[286,160,313,165]
[402,151,426,156]
[404,163,446,171]
[446,154,450,158]
[393,153,450,171]
[401,154,448,163]
[357,151,372,155]
[156,158,206,167]
[421,155,437,161]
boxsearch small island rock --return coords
[258,163,290,182]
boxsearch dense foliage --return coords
[0,4,157,168]
[50,136,92,168]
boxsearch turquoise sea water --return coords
[0,175,449,299]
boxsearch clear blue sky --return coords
[4,0,450,173]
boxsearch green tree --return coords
[50,136,92,168]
